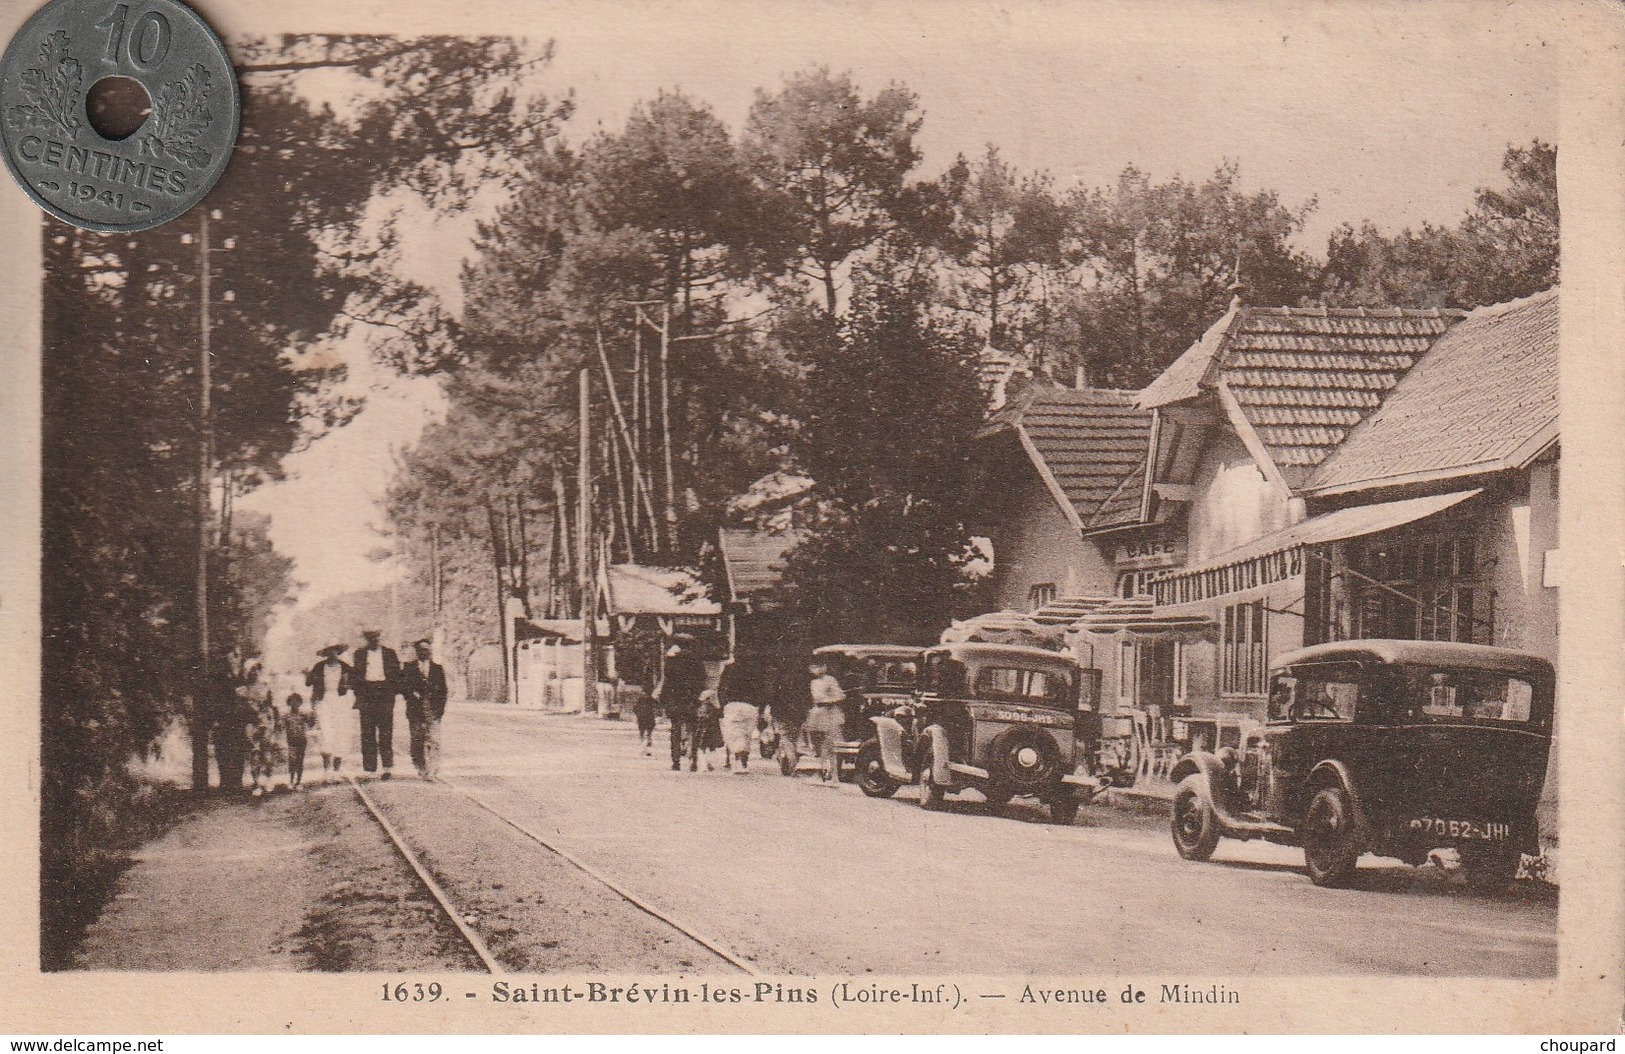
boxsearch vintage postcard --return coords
[0,0,1621,1035]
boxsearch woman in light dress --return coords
[716,652,765,772]
[304,643,356,775]
[804,661,846,782]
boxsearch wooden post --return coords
[191,208,213,793]
[659,301,678,555]
[578,370,598,710]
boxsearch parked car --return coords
[869,642,1119,822]
[809,644,922,786]
[1168,640,1554,889]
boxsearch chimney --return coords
[1228,247,1246,309]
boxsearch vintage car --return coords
[810,644,922,784]
[1168,640,1554,889]
[868,642,1119,822]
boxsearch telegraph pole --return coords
[577,370,598,710]
[190,209,214,793]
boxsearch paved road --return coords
[402,703,1556,977]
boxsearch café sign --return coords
[1114,531,1185,571]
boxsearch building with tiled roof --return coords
[963,292,1561,843]
[970,383,1167,614]
[1133,290,1560,841]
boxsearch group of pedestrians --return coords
[300,630,450,782]
[639,636,847,780]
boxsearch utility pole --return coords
[577,370,598,711]
[659,301,678,555]
[189,208,214,794]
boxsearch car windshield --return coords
[1399,668,1539,725]
[1269,663,1361,722]
[868,658,917,688]
[973,665,1073,707]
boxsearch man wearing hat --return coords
[305,643,353,774]
[351,629,403,778]
[400,638,448,779]
[655,634,708,772]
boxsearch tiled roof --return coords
[719,527,803,599]
[983,386,1152,530]
[1141,303,1465,488]
[1086,455,1149,530]
[1139,302,1238,409]
[1306,290,1558,494]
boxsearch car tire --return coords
[1048,793,1079,826]
[917,746,946,811]
[855,741,898,799]
[1171,775,1220,861]
[986,726,1062,795]
[1460,845,1520,892]
[1302,785,1364,887]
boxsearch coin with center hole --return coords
[0,0,238,231]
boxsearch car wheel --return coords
[855,741,898,799]
[1049,793,1079,826]
[986,726,1062,796]
[917,746,946,811]
[1170,775,1220,861]
[1302,785,1364,887]
[1460,845,1520,892]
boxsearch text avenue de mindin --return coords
[378,979,1241,1010]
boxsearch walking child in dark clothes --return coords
[633,685,657,755]
[284,693,311,788]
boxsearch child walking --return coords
[285,692,312,789]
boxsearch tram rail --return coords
[345,774,756,976]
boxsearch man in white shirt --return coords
[351,628,402,778]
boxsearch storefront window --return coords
[1351,532,1491,644]
[1221,600,1267,696]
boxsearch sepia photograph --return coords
[2,0,1622,1035]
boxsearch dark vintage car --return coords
[810,644,922,783]
[868,642,1121,823]
[1168,640,1554,889]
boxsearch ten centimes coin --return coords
[0,0,239,231]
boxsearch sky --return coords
[237,0,1562,633]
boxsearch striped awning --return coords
[1151,488,1482,606]
[1027,595,1216,644]
[1074,611,1218,644]
[1029,595,1133,626]
[940,610,1068,650]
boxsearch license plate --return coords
[1406,817,1511,842]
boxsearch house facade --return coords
[971,290,1561,826]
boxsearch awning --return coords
[1076,612,1218,644]
[940,610,1068,650]
[1026,595,1217,644]
[1152,488,1482,604]
[1029,595,1124,626]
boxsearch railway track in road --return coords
[345,775,756,976]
